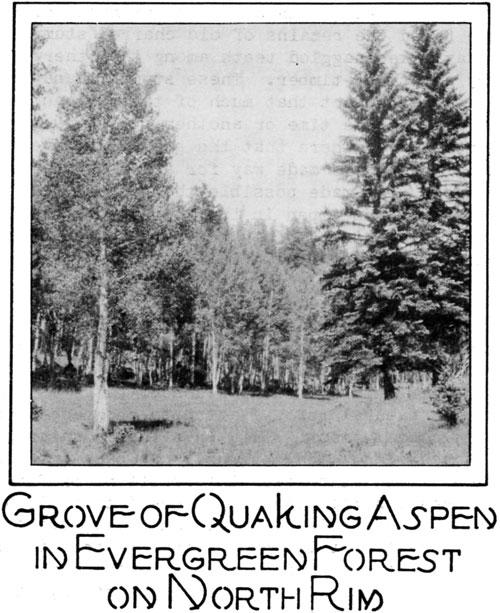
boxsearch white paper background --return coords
[1,2,497,612]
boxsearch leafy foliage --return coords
[32,26,53,130]
[430,370,469,427]
[38,30,176,431]
[31,399,44,422]
[32,25,470,412]
[105,423,138,451]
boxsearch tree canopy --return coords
[323,24,469,398]
[32,25,470,419]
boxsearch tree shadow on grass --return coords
[303,395,335,401]
[305,391,368,400]
[110,418,191,431]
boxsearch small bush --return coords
[31,399,43,421]
[105,423,136,452]
[53,376,82,392]
[431,372,469,427]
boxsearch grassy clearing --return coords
[31,387,469,465]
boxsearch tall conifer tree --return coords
[328,26,406,215]
[324,26,407,399]
[323,25,469,398]
[405,24,469,200]
[403,24,470,376]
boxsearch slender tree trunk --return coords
[168,328,175,390]
[65,338,73,367]
[347,377,354,398]
[260,288,274,393]
[48,318,56,386]
[145,353,151,387]
[85,335,94,375]
[274,355,280,383]
[31,312,41,371]
[202,335,209,386]
[191,329,196,386]
[211,325,218,394]
[320,362,328,395]
[160,354,166,386]
[74,341,83,370]
[297,323,305,399]
[136,352,143,387]
[41,316,48,366]
[261,333,269,393]
[382,364,396,400]
[93,231,109,435]
[217,347,224,390]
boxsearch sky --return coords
[34,23,470,231]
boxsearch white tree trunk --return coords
[93,233,109,435]
[168,328,175,390]
[31,312,41,371]
[136,352,143,387]
[261,333,269,393]
[260,288,273,392]
[211,326,218,394]
[191,329,196,386]
[297,323,305,399]
[85,335,95,375]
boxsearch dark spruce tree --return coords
[323,25,470,399]
[327,26,407,214]
[403,24,470,381]
[404,24,469,201]
[324,194,449,399]
[324,26,407,399]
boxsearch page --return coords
[1,2,496,612]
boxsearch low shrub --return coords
[31,399,43,421]
[430,371,469,427]
[105,423,137,452]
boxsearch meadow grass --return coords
[31,387,469,465]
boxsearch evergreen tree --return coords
[405,25,469,201]
[41,30,175,432]
[323,25,470,398]
[403,24,470,375]
[280,217,322,269]
[327,26,406,215]
[189,183,226,236]
[323,25,406,398]
[324,194,451,399]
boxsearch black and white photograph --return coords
[3,4,498,613]
[28,18,474,469]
